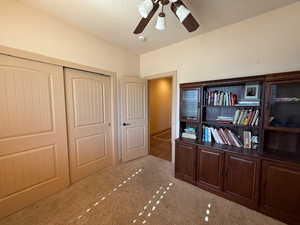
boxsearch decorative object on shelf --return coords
[244,84,260,100]
[251,136,259,150]
[134,0,199,34]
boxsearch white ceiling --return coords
[18,0,298,54]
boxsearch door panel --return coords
[224,154,259,208]
[197,148,224,191]
[120,78,148,162]
[175,141,196,184]
[261,161,300,224]
[65,69,112,183]
[0,54,69,219]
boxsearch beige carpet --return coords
[0,156,285,225]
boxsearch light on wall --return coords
[138,0,154,18]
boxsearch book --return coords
[182,133,196,139]
[243,131,252,149]
[228,130,242,148]
[224,129,235,146]
[251,110,259,126]
[233,110,241,125]
[208,127,212,142]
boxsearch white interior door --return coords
[65,68,112,183]
[0,54,69,219]
[120,77,148,162]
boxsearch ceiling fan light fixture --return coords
[138,0,154,18]
[155,12,166,31]
[176,5,190,22]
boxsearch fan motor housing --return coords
[160,0,170,6]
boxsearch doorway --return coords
[148,77,173,161]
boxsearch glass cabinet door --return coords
[266,81,300,129]
[180,88,200,121]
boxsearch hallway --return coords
[150,129,172,161]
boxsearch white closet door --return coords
[0,54,69,219]
[64,68,112,183]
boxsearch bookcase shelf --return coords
[264,126,300,133]
[199,141,261,155]
[203,121,259,129]
[203,105,261,108]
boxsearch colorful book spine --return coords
[205,91,238,106]
[233,109,259,126]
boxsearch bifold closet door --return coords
[0,54,69,219]
[65,69,112,183]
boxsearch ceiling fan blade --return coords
[133,2,159,34]
[171,0,199,32]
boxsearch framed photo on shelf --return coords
[244,84,260,100]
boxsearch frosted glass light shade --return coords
[176,5,190,22]
[155,13,166,31]
[138,0,154,18]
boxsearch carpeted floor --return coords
[150,129,172,161]
[0,156,285,225]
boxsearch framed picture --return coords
[244,84,260,100]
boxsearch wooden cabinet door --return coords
[65,69,112,183]
[224,153,260,208]
[260,160,300,224]
[175,142,196,184]
[197,148,224,191]
[0,54,69,219]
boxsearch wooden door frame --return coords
[0,45,120,167]
[144,71,178,163]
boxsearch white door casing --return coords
[120,77,148,162]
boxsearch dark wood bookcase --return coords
[175,71,300,225]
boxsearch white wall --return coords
[140,2,300,83]
[0,0,139,77]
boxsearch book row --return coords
[204,91,238,106]
[233,109,259,126]
[202,126,256,149]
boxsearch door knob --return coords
[123,123,131,126]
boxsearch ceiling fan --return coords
[134,0,199,34]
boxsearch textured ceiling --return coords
[18,0,298,54]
